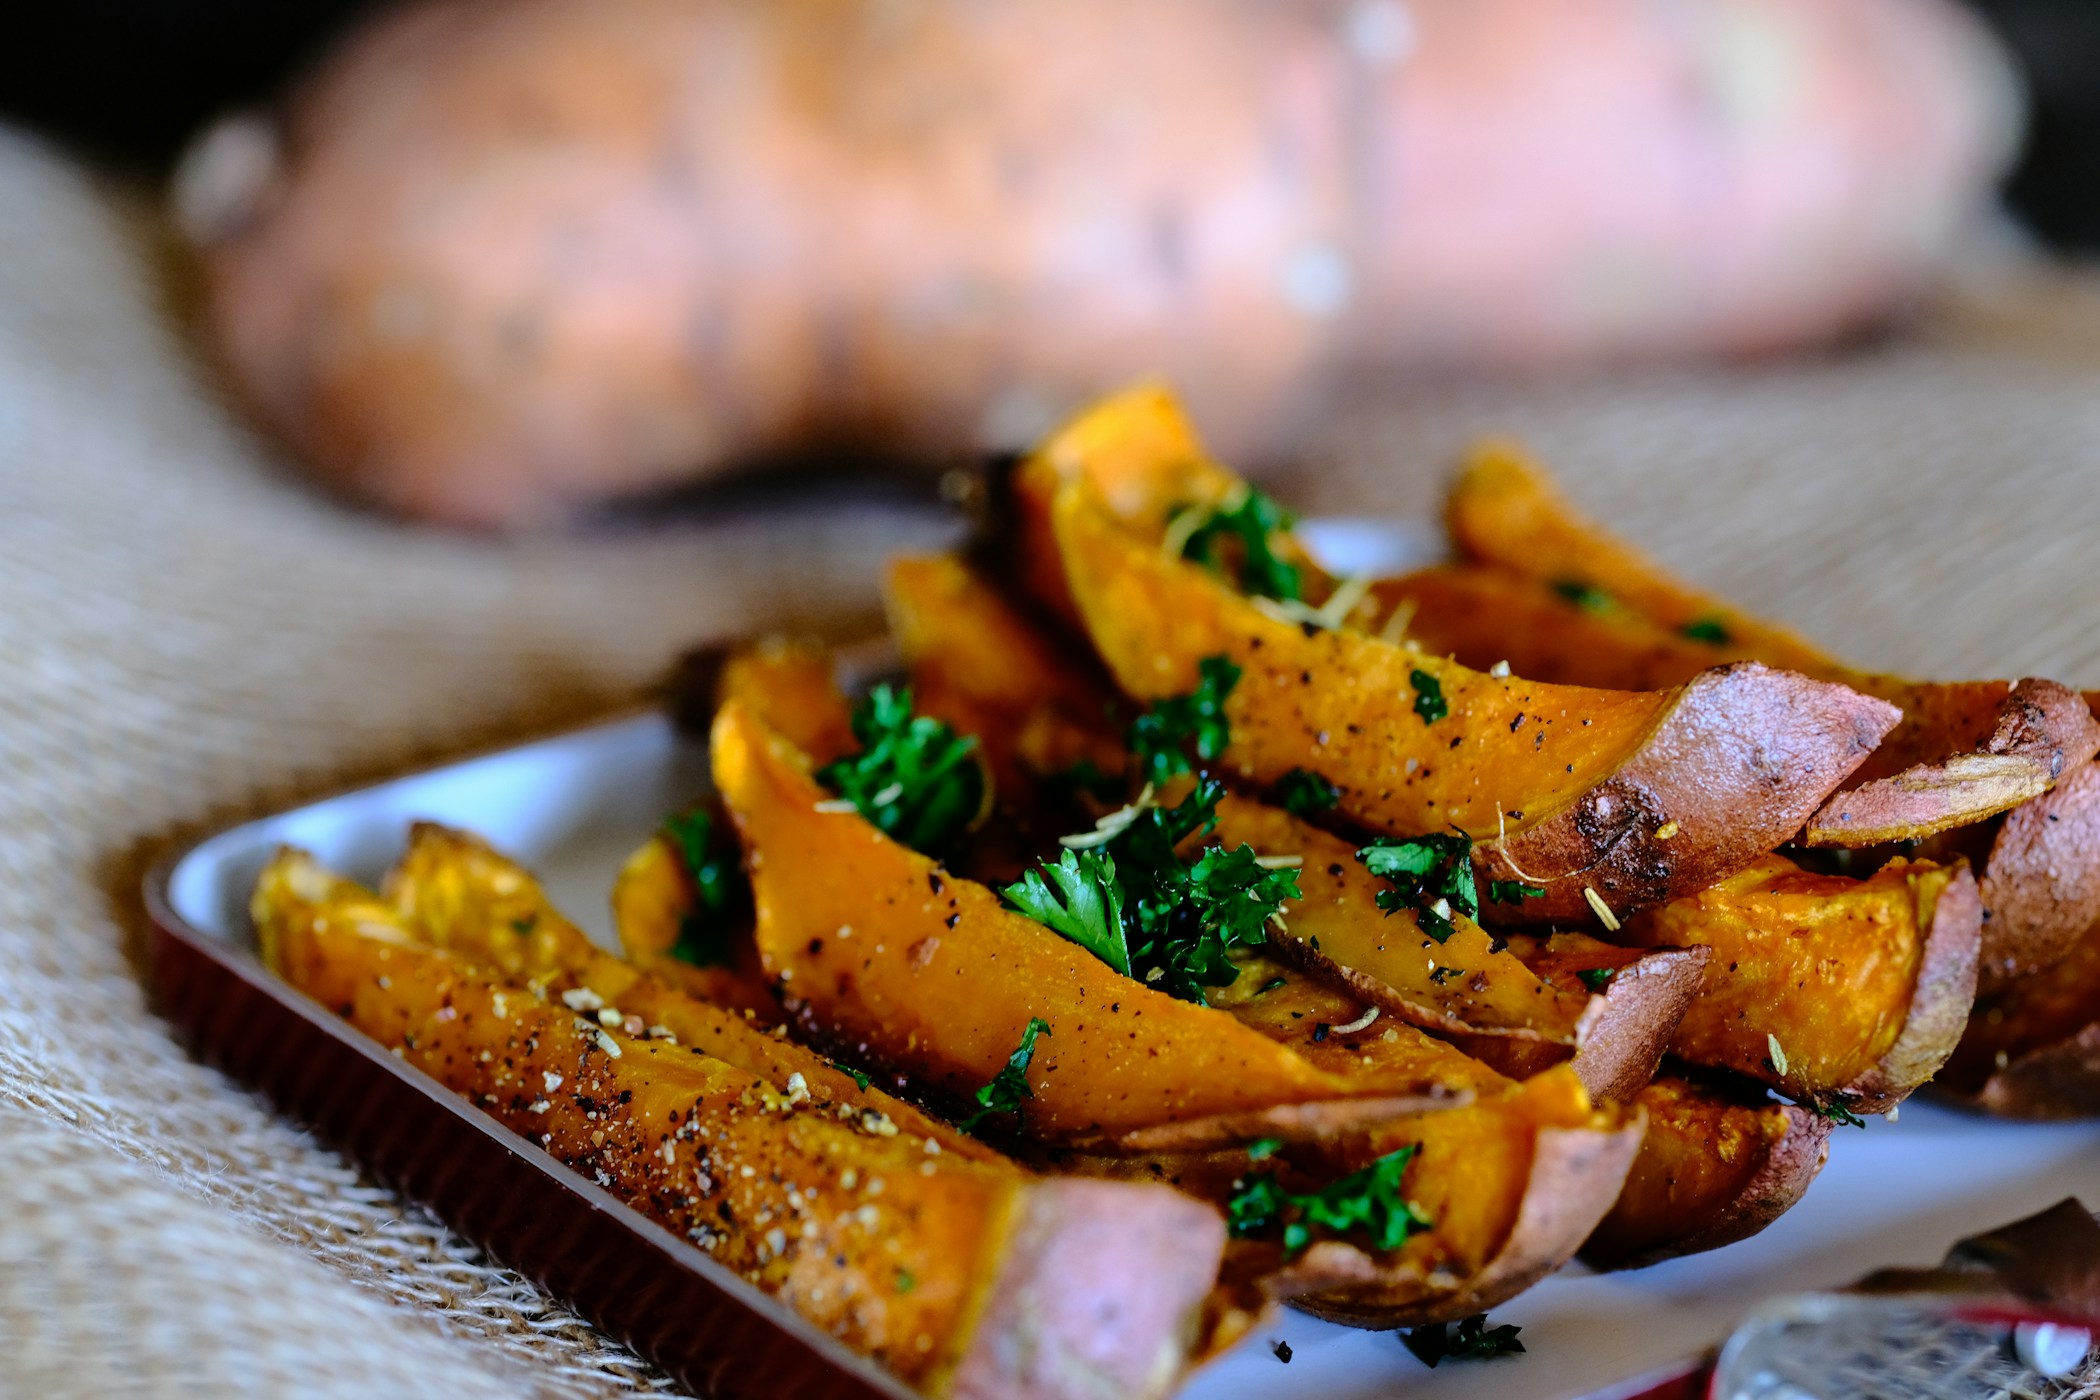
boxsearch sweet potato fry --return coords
[1944,913,2100,1118]
[1072,1063,1640,1328]
[886,554,1703,1101]
[1438,441,2100,848]
[713,700,1459,1151]
[1619,854,1982,1112]
[1579,1073,1832,1271]
[1443,439,1834,672]
[385,821,990,1158]
[255,848,1224,1399]
[1051,476,1896,928]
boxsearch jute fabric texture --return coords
[3,120,2099,1396]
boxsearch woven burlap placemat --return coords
[5,121,2099,1396]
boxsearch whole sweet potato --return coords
[183,0,2016,525]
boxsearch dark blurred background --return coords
[5,0,2098,248]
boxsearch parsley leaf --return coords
[1008,778,1299,1006]
[816,684,984,854]
[960,1018,1050,1134]
[662,809,748,967]
[1227,1145,1431,1256]
[1487,878,1545,905]
[1276,767,1339,817]
[1810,1095,1868,1129]
[1409,669,1448,724]
[1128,656,1241,785]
[829,1060,873,1092]
[1002,849,1128,975]
[1179,489,1303,602]
[1575,967,1616,992]
[1358,833,1478,942]
[1401,1314,1525,1368]
[1683,615,1733,645]
[1551,579,1614,614]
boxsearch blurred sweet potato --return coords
[181,0,2015,526]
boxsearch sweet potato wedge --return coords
[1438,440,2100,849]
[1060,1049,1640,1327]
[1052,475,1897,928]
[606,821,782,1017]
[886,552,1702,1099]
[1212,796,1705,1103]
[385,820,991,1158]
[1579,1073,1833,1271]
[1943,913,2100,1118]
[255,848,1223,1399]
[1619,854,1982,1112]
[713,700,1458,1151]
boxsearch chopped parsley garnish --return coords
[1552,579,1614,614]
[1258,976,1289,995]
[1227,1144,1431,1255]
[1358,833,1477,943]
[1177,489,1303,602]
[960,1018,1050,1134]
[662,808,748,967]
[1401,1313,1525,1367]
[816,684,984,853]
[1128,656,1241,785]
[1683,615,1733,645]
[1428,966,1461,985]
[1002,779,1300,1005]
[894,1269,916,1294]
[1276,767,1339,817]
[1246,1137,1283,1160]
[1575,967,1616,993]
[1810,1095,1868,1129]
[1409,669,1448,724]
[829,1060,873,1092]
[1487,879,1545,905]
[1002,848,1128,975]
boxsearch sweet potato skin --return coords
[1944,913,2100,1117]
[1977,760,2100,983]
[1622,855,1981,1112]
[1054,478,1896,926]
[713,700,1451,1149]
[259,847,1224,1399]
[1580,1075,1832,1272]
